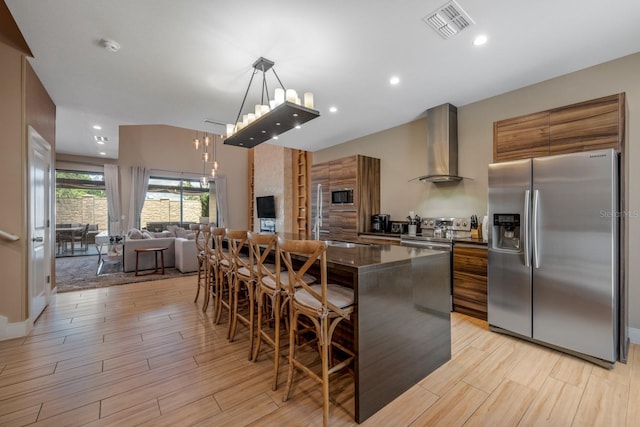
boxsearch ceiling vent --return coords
[423,0,475,39]
[94,136,108,143]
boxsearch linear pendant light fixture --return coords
[224,57,320,148]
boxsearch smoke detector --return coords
[423,0,475,39]
[101,39,121,52]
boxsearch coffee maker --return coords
[371,214,390,233]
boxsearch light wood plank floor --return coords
[0,276,637,426]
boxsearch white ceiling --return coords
[6,0,640,159]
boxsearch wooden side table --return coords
[134,247,168,276]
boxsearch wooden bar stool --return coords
[192,224,211,312]
[249,233,317,390]
[226,229,255,359]
[214,227,232,328]
[248,232,282,389]
[279,237,355,427]
[208,227,225,322]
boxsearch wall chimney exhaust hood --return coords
[416,103,462,183]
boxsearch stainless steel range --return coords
[400,217,471,251]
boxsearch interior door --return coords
[29,127,52,323]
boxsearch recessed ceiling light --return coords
[329,106,338,113]
[93,125,102,130]
[272,136,279,140]
[295,125,301,129]
[390,76,400,85]
[99,152,107,156]
[97,141,105,145]
[473,34,488,46]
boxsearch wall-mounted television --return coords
[256,195,276,219]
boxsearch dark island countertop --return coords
[324,243,446,272]
[274,234,451,423]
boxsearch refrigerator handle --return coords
[524,190,531,267]
[532,189,540,269]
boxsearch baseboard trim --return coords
[0,316,32,341]
[630,327,640,344]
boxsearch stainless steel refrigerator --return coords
[488,149,619,366]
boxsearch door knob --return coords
[32,236,44,242]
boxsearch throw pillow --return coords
[186,232,196,240]
[127,228,143,239]
[175,227,189,238]
[142,231,154,239]
[166,225,179,236]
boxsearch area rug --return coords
[55,255,196,292]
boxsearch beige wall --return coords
[0,41,26,325]
[0,41,56,325]
[116,124,248,230]
[314,52,640,333]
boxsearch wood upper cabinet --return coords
[453,244,487,320]
[329,155,357,182]
[311,155,380,241]
[549,93,625,154]
[494,93,625,162]
[494,112,549,162]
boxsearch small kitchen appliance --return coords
[371,214,390,233]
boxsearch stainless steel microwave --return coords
[331,188,354,205]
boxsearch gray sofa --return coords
[123,227,198,273]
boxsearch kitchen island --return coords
[302,242,451,423]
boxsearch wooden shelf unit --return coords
[292,149,310,239]
[248,148,255,231]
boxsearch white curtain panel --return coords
[215,175,228,228]
[128,166,150,230]
[104,164,121,235]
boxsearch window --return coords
[55,169,107,231]
[141,176,217,230]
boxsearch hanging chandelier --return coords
[224,57,320,148]
[193,132,220,187]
